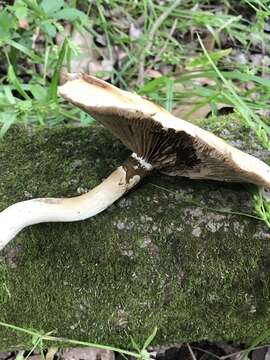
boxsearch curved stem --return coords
[0,156,151,250]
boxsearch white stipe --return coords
[0,166,140,251]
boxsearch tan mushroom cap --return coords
[59,73,270,189]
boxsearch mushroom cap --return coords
[59,73,270,188]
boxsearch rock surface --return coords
[0,116,270,350]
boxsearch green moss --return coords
[0,260,10,304]
[0,119,270,350]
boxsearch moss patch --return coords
[0,119,270,350]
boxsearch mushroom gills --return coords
[59,74,270,189]
[0,155,151,250]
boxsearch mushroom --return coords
[0,73,270,250]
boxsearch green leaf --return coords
[138,76,167,94]
[0,112,17,138]
[0,8,14,40]
[41,20,57,37]
[29,84,47,101]
[31,333,41,346]
[21,0,46,18]
[7,63,30,100]
[40,0,64,15]
[48,38,68,101]
[13,3,28,19]
[140,350,151,360]
[187,48,232,69]
[15,355,25,360]
[222,70,270,88]
[79,111,96,125]
[4,86,16,105]
[53,8,88,22]
[5,39,43,63]
[130,337,140,352]
[165,78,173,112]
[142,326,158,350]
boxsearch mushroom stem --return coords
[0,155,151,250]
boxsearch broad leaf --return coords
[13,3,28,19]
[29,84,47,101]
[53,8,88,22]
[41,20,57,37]
[40,0,64,15]
[0,9,14,40]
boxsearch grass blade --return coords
[165,78,173,112]
[48,38,68,101]
[6,39,43,63]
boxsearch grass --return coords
[1,1,270,131]
[1,320,270,360]
[0,321,157,360]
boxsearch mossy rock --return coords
[0,116,270,350]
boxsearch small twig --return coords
[191,344,270,360]
[137,0,182,85]
[220,345,270,360]
[187,343,197,360]
[190,346,221,360]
